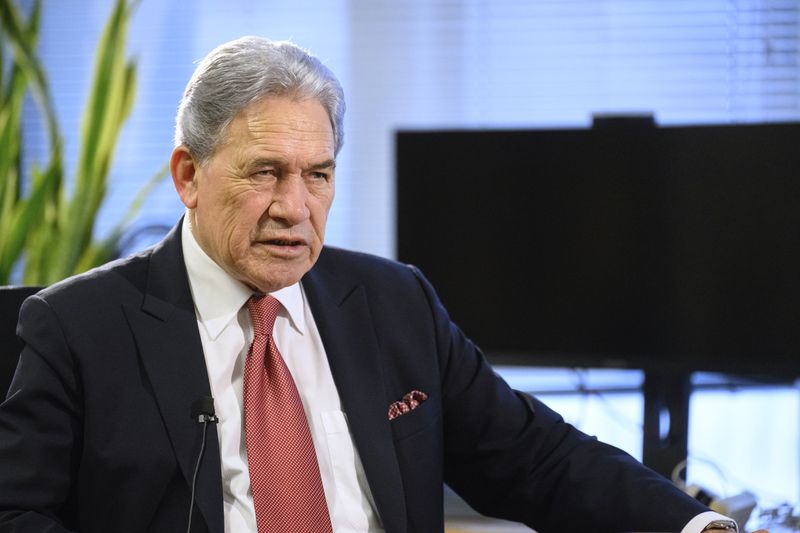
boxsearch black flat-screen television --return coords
[396,122,800,378]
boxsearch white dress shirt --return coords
[181,219,383,533]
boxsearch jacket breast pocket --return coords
[388,399,440,442]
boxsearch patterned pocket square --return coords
[388,390,428,420]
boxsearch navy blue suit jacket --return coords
[0,224,708,532]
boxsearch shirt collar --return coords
[181,217,307,339]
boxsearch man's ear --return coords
[170,146,200,209]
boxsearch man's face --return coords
[173,96,335,293]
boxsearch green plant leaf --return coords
[0,0,58,151]
[0,163,55,282]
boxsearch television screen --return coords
[396,122,800,377]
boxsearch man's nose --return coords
[267,176,310,224]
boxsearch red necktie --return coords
[243,295,333,533]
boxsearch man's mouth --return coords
[261,238,307,247]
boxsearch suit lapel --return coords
[303,252,408,533]
[123,224,223,533]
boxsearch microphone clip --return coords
[195,412,218,424]
[191,397,218,424]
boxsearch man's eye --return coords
[311,172,329,180]
[254,169,276,177]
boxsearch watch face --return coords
[702,520,738,532]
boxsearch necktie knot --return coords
[246,294,281,338]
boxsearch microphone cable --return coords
[187,397,218,533]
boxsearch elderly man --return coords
[0,37,746,533]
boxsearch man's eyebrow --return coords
[247,158,336,170]
[248,158,284,169]
[308,159,336,171]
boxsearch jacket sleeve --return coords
[408,266,709,533]
[0,295,81,532]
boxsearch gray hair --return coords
[174,36,345,164]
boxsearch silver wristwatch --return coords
[701,519,738,532]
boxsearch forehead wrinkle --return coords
[242,119,334,153]
[244,111,332,137]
